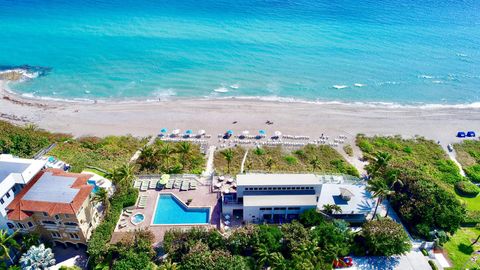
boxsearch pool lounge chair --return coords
[133,180,141,189]
[140,181,148,191]
[174,179,182,189]
[124,209,133,214]
[189,181,197,190]
[123,211,132,217]
[149,179,158,189]
[180,180,189,191]
[165,180,174,189]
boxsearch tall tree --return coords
[322,204,342,215]
[158,144,175,172]
[0,230,19,265]
[221,149,234,174]
[92,188,110,213]
[372,151,392,176]
[176,141,192,170]
[366,178,393,220]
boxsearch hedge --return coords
[87,187,139,265]
[463,210,480,226]
[455,181,480,197]
[465,165,480,183]
[428,260,438,270]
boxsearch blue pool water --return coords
[153,194,209,224]
[132,213,145,224]
[87,179,100,193]
[0,0,479,105]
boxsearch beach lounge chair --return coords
[133,180,141,189]
[165,180,174,189]
[180,180,189,191]
[189,181,197,190]
[123,211,132,217]
[149,179,158,189]
[118,222,127,229]
[125,209,133,214]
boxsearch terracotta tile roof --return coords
[7,168,93,221]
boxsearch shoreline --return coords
[1,80,480,148]
[3,80,480,110]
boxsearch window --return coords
[259,208,272,211]
[301,187,305,190]
[17,223,25,229]
[254,188,258,190]
[42,220,56,225]
[43,212,48,217]
[12,186,16,193]
[267,187,272,190]
[65,214,70,218]
[27,222,34,228]
[51,232,61,238]
[5,191,10,198]
[54,215,60,220]
[64,222,78,227]
[6,223,15,229]
[288,207,301,211]
[0,198,4,204]
[69,233,80,240]
[274,207,286,210]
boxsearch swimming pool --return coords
[87,179,100,193]
[153,194,209,225]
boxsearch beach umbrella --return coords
[259,129,266,135]
[172,129,180,135]
[198,129,206,135]
[274,131,282,136]
[226,130,233,135]
[186,129,193,134]
[160,128,168,133]
[242,130,249,135]
[159,174,170,185]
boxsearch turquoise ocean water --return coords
[0,0,479,105]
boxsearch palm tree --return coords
[158,144,175,172]
[138,145,157,171]
[372,151,392,176]
[159,259,179,270]
[255,244,284,269]
[221,149,234,174]
[253,147,265,156]
[366,178,393,220]
[309,156,321,171]
[322,204,342,215]
[21,233,39,252]
[116,164,136,190]
[19,244,55,269]
[0,230,19,265]
[92,188,110,213]
[176,141,192,170]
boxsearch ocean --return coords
[0,0,479,105]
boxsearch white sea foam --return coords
[432,80,444,84]
[353,83,366,87]
[419,74,434,79]
[0,68,39,81]
[229,83,240,89]
[332,85,348,89]
[152,88,177,100]
[213,86,229,93]
[84,90,91,94]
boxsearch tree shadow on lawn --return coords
[458,243,474,255]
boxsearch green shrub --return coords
[463,210,480,226]
[465,165,480,183]
[358,139,373,153]
[284,155,297,165]
[455,181,480,197]
[343,145,353,157]
[428,260,438,270]
[403,146,413,154]
[421,248,428,256]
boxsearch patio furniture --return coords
[133,180,141,189]
[137,195,148,208]
[218,176,225,182]
[140,180,148,191]
[123,211,132,217]
[180,180,189,191]
[149,179,158,189]
[125,209,133,214]
[174,179,182,189]
[165,180,174,189]
[189,181,197,190]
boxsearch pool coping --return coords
[150,192,212,226]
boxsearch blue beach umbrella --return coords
[226,130,233,135]
[160,128,168,133]
[259,129,266,135]
[186,129,193,134]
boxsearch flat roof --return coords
[0,155,46,185]
[23,172,78,203]
[237,173,322,186]
[243,194,317,207]
[317,183,375,215]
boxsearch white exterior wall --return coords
[0,186,19,234]
[243,205,315,223]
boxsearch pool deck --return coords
[111,185,221,244]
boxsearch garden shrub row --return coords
[87,187,138,265]
[455,181,480,197]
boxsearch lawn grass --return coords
[244,144,359,176]
[444,227,480,269]
[454,140,480,183]
[214,146,246,175]
[49,135,148,173]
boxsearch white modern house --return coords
[222,173,376,224]
[0,154,46,233]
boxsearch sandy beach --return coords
[1,81,479,147]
